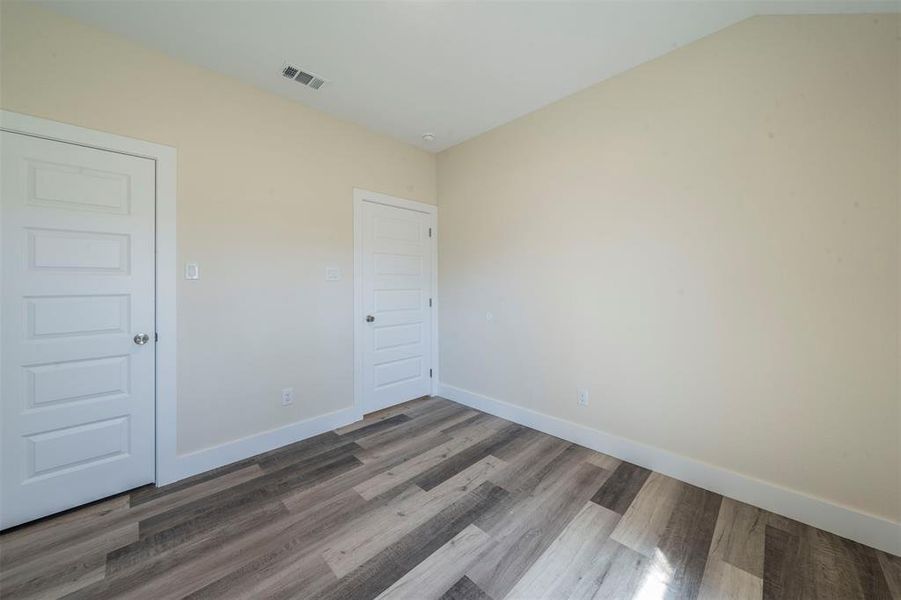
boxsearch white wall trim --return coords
[0,111,182,487]
[438,382,901,556]
[353,188,439,417]
[163,405,359,482]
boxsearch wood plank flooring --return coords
[0,396,897,600]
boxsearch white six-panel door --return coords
[361,200,433,413]
[0,131,156,529]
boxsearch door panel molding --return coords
[0,110,179,487]
[353,188,438,417]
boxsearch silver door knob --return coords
[134,333,150,345]
[365,315,375,323]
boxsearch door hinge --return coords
[429,369,433,378]
[429,298,432,307]
[154,332,159,342]
[428,227,432,238]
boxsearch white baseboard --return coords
[158,405,362,486]
[439,382,901,556]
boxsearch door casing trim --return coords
[0,110,179,485]
[353,188,438,417]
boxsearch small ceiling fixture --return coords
[281,63,327,90]
[422,133,436,143]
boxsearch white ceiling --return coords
[41,1,899,152]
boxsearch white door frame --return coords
[0,110,180,486]
[353,188,438,416]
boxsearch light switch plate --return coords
[185,263,199,280]
[325,267,341,281]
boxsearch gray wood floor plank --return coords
[254,434,361,473]
[0,497,131,571]
[336,414,413,442]
[0,522,137,594]
[590,461,652,514]
[0,395,893,600]
[138,447,361,538]
[130,458,267,507]
[696,498,766,600]
[355,403,472,450]
[185,484,418,599]
[609,471,683,558]
[354,428,455,465]
[697,558,763,600]
[5,561,106,600]
[411,423,525,491]
[878,551,901,599]
[61,502,290,599]
[186,547,338,600]
[824,531,892,599]
[589,540,652,600]
[2,464,267,581]
[128,465,266,515]
[763,523,814,600]
[103,509,339,599]
[322,455,506,578]
[504,501,621,600]
[316,482,507,600]
[706,497,766,578]
[354,416,507,500]
[485,431,570,494]
[106,496,290,575]
[764,521,894,600]
[280,435,449,513]
[440,577,494,600]
[467,461,611,599]
[438,412,491,436]
[375,525,494,600]
[1,533,117,600]
[654,482,722,599]
[399,396,460,421]
[334,396,436,435]
[476,443,593,533]
[585,451,621,471]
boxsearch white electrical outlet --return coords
[325,267,341,281]
[281,387,294,406]
[578,390,589,406]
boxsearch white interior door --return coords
[361,200,433,413]
[1,131,156,529]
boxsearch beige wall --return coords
[0,3,436,454]
[438,15,900,521]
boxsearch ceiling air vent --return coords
[282,63,327,91]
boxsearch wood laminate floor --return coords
[1,396,898,600]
